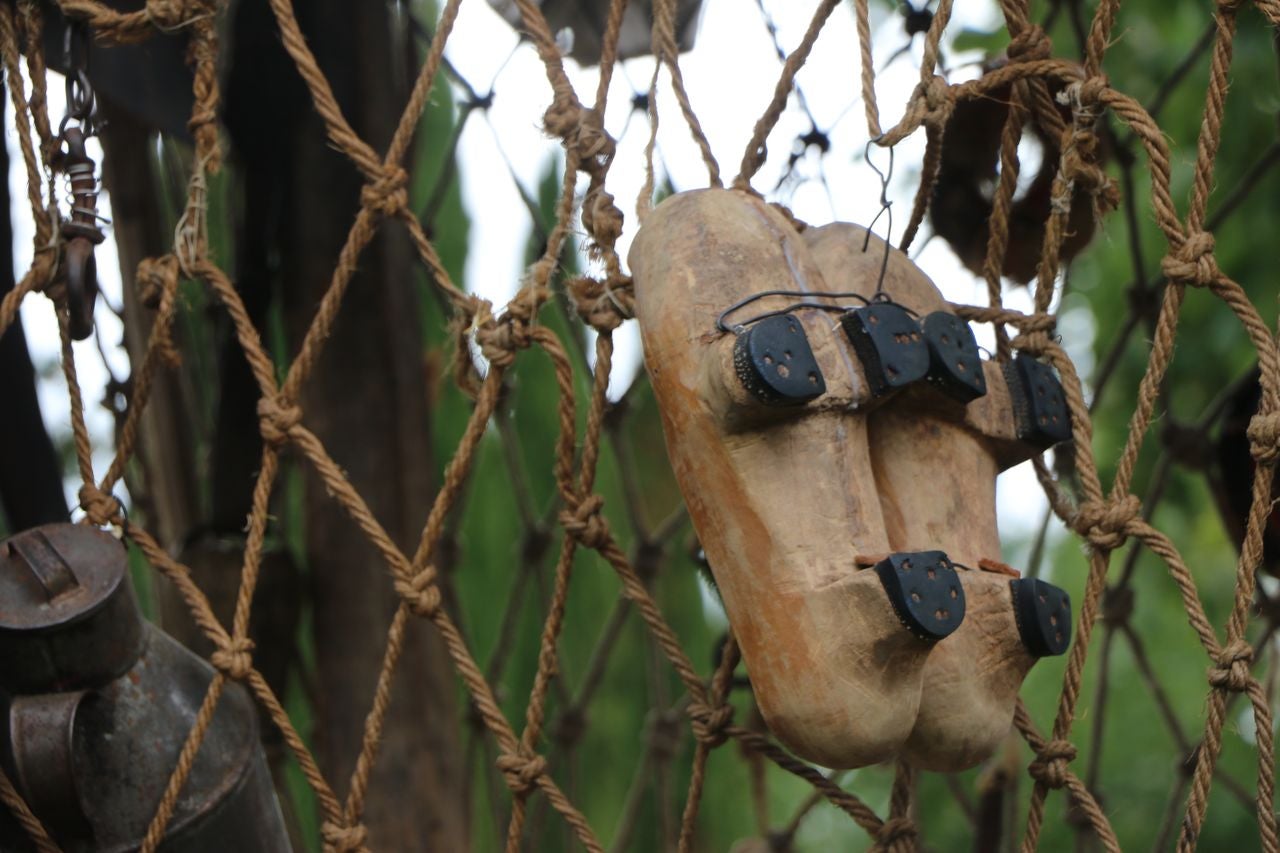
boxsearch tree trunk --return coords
[225,3,467,848]
[0,92,68,533]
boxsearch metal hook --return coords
[60,22,95,136]
[56,127,104,341]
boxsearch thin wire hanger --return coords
[862,137,896,303]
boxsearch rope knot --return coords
[560,495,611,550]
[1010,312,1058,355]
[1208,640,1253,692]
[1161,231,1219,287]
[581,187,624,249]
[1073,494,1141,552]
[360,167,409,217]
[395,568,442,618]
[1028,739,1077,789]
[922,75,950,112]
[474,307,533,368]
[688,700,734,747]
[211,636,255,680]
[136,255,179,310]
[257,396,302,447]
[544,98,615,175]
[145,0,199,31]
[78,484,122,526]
[1247,411,1280,465]
[1020,312,1058,334]
[1061,76,1108,116]
[874,816,918,850]
[320,820,369,853]
[496,750,548,795]
[1011,331,1053,358]
[1007,25,1052,63]
[917,75,954,129]
[566,276,634,333]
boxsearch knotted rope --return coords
[210,636,255,681]
[1074,494,1142,552]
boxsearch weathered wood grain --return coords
[631,188,1050,771]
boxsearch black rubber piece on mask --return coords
[733,314,826,406]
[1004,353,1072,449]
[921,311,987,403]
[841,303,930,396]
[872,551,966,642]
[1010,577,1072,657]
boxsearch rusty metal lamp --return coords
[0,523,291,852]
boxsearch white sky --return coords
[8,0,1094,571]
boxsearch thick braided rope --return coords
[2,0,1278,850]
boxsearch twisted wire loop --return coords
[0,0,1276,847]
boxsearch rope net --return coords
[0,0,1277,850]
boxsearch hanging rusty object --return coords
[0,523,291,852]
[51,21,107,342]
[487,0,703,65]
[55,126,105,343]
